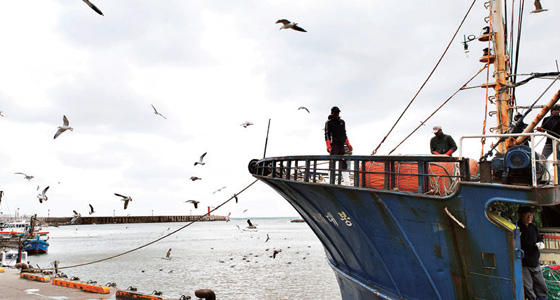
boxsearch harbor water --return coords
[30,218,341,300]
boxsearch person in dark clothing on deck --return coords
[430,126,457,156]
[536,105,560,158]
[511,113,529,146]
[517,206,548,300]
[512,113,528,134]
[325,106,352,169]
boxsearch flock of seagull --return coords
[3,101,256,217]
[1,2,314,222]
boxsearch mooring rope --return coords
[32,179,259,272]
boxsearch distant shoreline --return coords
[37,215,228,226]
[1,215,304,226]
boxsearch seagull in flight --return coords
[151,104,167,119]
[213,186,226,194]
[89,204,95,215]
[37,186,49,203]
[54,115,73,139]
[15,172,34,181]
[190,176,202,181]
[71,210,81,224]
[185,200,200,209]
[194,152,207,166]
[83,0,104,16]
[276,19,307,32]
[162,248,172,260]
[298,106,310,113]
[531,0,548,13]
[240,121,253,128]
[0,111,5,117]
[115,193,132,209]
[272,249,282,259]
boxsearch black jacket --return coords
[324,115,347,146]
[541,115,560,144]
[518,220,543,267]
[430,133,457,154]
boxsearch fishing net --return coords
[543,265,560,299]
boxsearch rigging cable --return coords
[503,72,560,88]
[506,0,517,114]
[511,0,526,106]
[388,64,488,155]
[33,179,259,272]
[371,0,478,155]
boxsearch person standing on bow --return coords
[517,206,548,300]
[325,106,352,169]
[536,105,560,158]
[430,126,457,156]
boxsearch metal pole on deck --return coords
[17,236,22,264]
[263,119,271,159]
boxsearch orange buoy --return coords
[358,161,386,189]
[360,160,479,195]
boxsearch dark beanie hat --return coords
[518,206,533,214]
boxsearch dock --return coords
[0,268,118,300]
[37,215,228,226]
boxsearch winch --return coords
[491,145,546,184]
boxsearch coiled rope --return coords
[34,179,259,272]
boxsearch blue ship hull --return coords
[250,155,560,300]
[23,238,49,254]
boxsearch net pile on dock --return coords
[543,265,560,300]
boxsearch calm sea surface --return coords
[31,218,341,300]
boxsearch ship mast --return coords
[487,0,512,154]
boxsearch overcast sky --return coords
[0,1,558,218]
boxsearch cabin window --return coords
[481,252,496,270]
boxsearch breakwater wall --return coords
[37,215,227,226]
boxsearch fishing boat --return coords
[23,215,49,254]
[1,248,28,268]
[0,220,30,234]
[0,216,49,254]
[248,1,560,299]
[23,232,49,254]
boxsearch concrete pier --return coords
[0,268,118,300]
[36,215,228,226]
